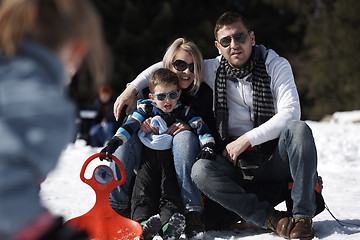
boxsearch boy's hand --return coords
[100,136,123,161]
[196,143,216,161]
[140,117,159,134]
[167,122,191,136]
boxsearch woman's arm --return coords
[131,62,163,91]
[113,84,137,121]
[113,62,162,120]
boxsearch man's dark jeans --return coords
[191,121,318,228]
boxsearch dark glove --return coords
[196,143,216,160]
[100,136,123,161]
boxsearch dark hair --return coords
[149,68,180,93]
[214,12,252,40]
[98,84,112,95]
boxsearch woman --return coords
[110,38,216,238]
[0,0,108,239]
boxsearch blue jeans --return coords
[109,130,202,213]
[172,130,202,213]
[89,122,114,147]
[191,121,318,228]
[109,134,143,209]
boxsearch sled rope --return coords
[324,202,360,228]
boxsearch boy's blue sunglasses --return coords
[153,91,179,101]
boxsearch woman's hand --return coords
[222,134,251,166]
[139,117,159,134]
[113,84,137,121]
[166,122,191,136]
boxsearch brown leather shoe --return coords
[277,216,292,238]
[230,219,262,231]
[289,218,314,240]
[267,210,289,232]
[276,217,314,239]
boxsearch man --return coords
[191,12,320,240]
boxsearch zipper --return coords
[239,80,253,122]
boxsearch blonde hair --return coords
[162,38,204,96]
[0,0,109,87]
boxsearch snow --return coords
[40,111,360,240]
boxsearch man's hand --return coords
[100,136,123,161]
[166,122,191,136]
[113,84,137,121]
[222,135,251,166]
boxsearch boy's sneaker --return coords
[162,213,186,240]
[141,214,162,240]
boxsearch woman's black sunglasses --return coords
[219,32,248,48]
[172,60,194,73]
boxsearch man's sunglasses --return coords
[172,60,194,73]
[219,32,248,48]
[152,91,179,101]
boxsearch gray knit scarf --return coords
[215,45,277,155]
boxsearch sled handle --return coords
[79,153,126,189]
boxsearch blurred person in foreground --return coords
[0,0,109,239]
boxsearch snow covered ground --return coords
[40,111,360,239]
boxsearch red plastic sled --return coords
[66,152,143,240]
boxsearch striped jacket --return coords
[114,99,215,148]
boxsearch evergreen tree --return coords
[297,0,360,120]
[72,0,360,121]
[90,0,233,97]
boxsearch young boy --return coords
[101,68,215,239]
